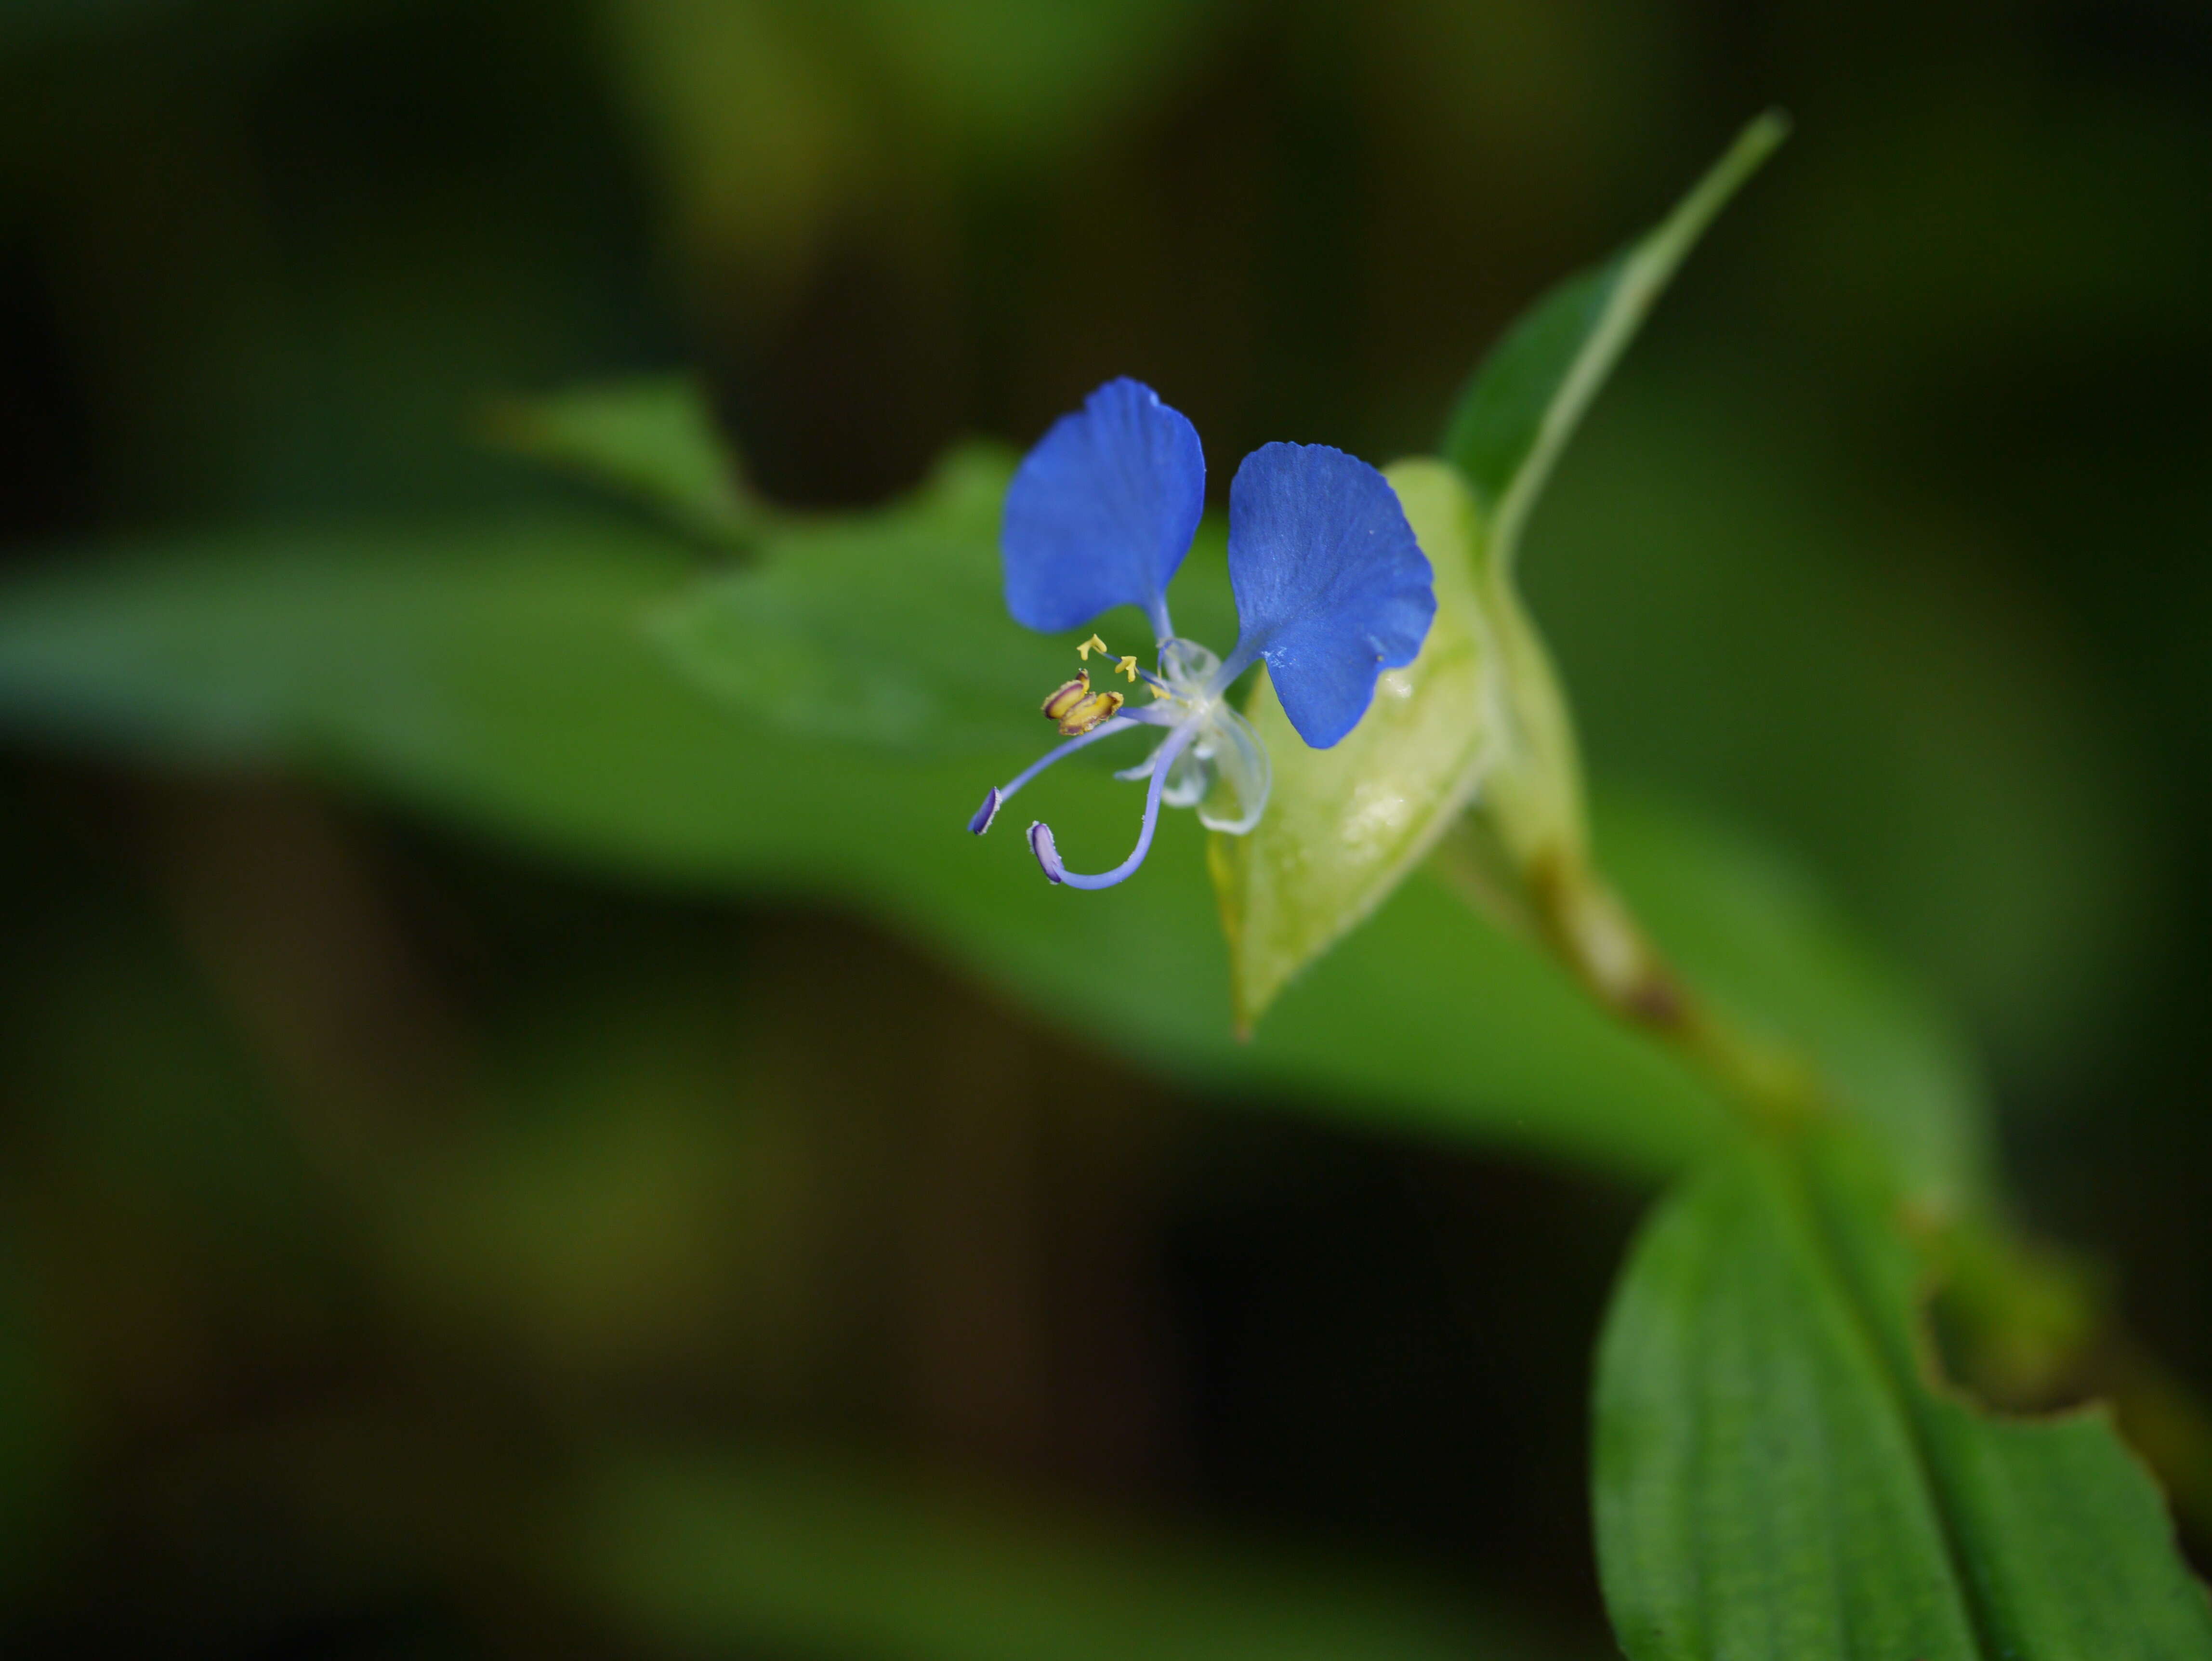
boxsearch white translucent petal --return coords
[1155,636,1222,697]
[1193,702,1271,833]
[1112,749,1158,784]
[1161,740,1209,808]
[1114,724,1210,804]
[1107,634,1266,832]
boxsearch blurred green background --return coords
[0,0,2208,1654]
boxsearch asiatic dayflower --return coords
[969,378,1436,888]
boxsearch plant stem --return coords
[1522,843,1824,1132]
[1526,836,2212,1559]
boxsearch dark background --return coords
[1,0,2208,1653]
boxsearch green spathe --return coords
[1211,460,1492,1033]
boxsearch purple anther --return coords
[969,786,1003,835]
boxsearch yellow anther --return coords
[1041,671,1092,722]
[1114,655,1139,682]
[1077,633,1109,661]
[1149,682,1173,699]
[1056,688,1124,736]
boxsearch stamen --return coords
[1078,634,1156,688]
[1027,821,1065,883]
[969,714,1140,835]
[1056,688,1124,736]
[1025,723,1197,891]
[1042,670,1091,722]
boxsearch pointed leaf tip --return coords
[1440,110,1789,572]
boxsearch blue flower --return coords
[970,378,1436,889]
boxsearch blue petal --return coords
[1001,379,1204,642]
[1221,443,1435,749]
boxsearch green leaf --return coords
[1593,1134,2212,1660]
[1440,111,1788,570]
[1211,460,1493,1033]
[488,374,758,542]
[0,514,1982,1190]
[653,443,1239,757]
[652,444,1071,755]
[567,1446,1589,1661]
[1430,116,1787,883]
